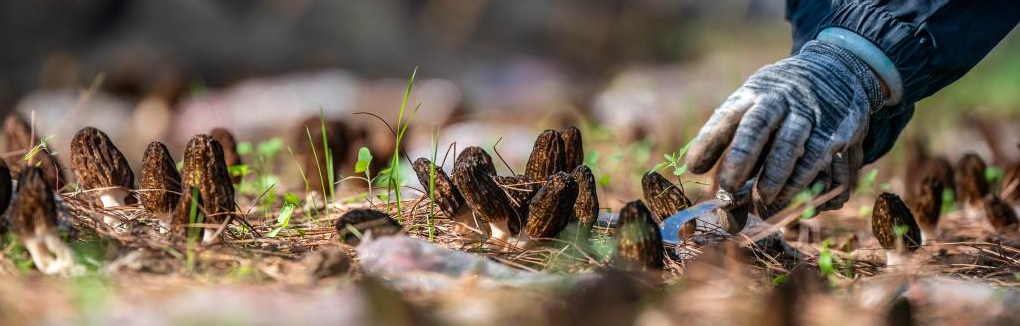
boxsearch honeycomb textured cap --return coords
[641,171,693,223]
[493,174,541,234]
[9,167,57,236]
[572,165,599,232]
[614,200,664,271]
[335,209,403,246]
[910,176,943,229]
[70,126,134,189]
[455,147,496,176]
[412,157,466,218]
[955,153,989,204]
[140,141,183,215]
[180,134,235,224]
[561,126,584,172]
[452,154,517,225]
[524,130,567,180]
[525,171,578,239]
[871,192,921,251]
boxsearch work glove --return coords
[686,40,885,211]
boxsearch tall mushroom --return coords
[982,194,1018,232]
[955,153,989,210]
[572,165,599,237]
[641,171,695,239]
[871,193,922,266]
[178,134,236,244]
[3,112,67,188]
[452,147,519,244]
[69,126,134,229]
[9,167,76,275]
[910,176,943,244]
[335,209,403,246]
[524,130,567,180]
[561,126,584,172]
[521,171,578,247]
[140,141,182,232]
[210,127,243,184]
[614,200,665,272]
[411,157,468,221]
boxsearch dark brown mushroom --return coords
[909,176,943,244]
[335,209,403,246]
[412,157,468,220]
[3,112,67,189]
[70,126,135,230]
[561,126,584,172]
[140,141,182,232]
[457,146,496,175]
[452,148,519,243]
[178,134,236,243]
[955,153,989,206]
[524,171,579,242]
[572,165,599,236]
[613,200,664,272]
[295,117,352,194]
[493,174,541,234]
[641,171,694,239]
[210,127,243,184]
[982,194,1018,232]
[9,167,75,274]
[871,193,922,266]
[524,130,567,180]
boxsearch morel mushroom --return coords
[412,157,468,220]
[140,141,182,232]
[524,130,567,180]
[210,127,243,184]
[335,208,403,246]
[9,167,76,275]
[955,153,989,206]
[3,112,67,188]
[982,194,1018,232]
[452,148,520,244]
[561,126,584,172]
[572,165,599,236]
[614,200,665,271]
[910,176,943,244]
[871,193,922,266]
[178,134,236,244]
[70,127,134,229]
[523,172,579,245]
[641,171,694,239]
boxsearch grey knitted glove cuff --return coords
[800,40,885,113]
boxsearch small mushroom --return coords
[140,141,182,232]
[9,167,77,275]
[178,134,236,244]
[561,126,584,172]
[955,153,989,206]
[493,174,541,234]
[335,209,403,246]
[982,194,1018,232]
[523,172,578,244]
[909,176,943,244]
[524,130,567,180]
[452,148,520,244]
[871,193,922,266]
[412,157,468,220]
[641,171,694,238]
[4,112,67,188]
[572,165,599,236]
[613,200,664,272]
[210,127,243,184]
[69,126,134,229]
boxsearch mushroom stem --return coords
[886,251,911,267]
[98,188,129,208]
[24,232,78,275]
[202,229,219,245]
[919,227,936,245]
[154,212,172,234]
[489,220,513,244]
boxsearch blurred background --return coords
[2,0,1018,202]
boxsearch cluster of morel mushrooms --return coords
[2,107,1020,276]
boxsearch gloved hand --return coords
[686,40,885,210]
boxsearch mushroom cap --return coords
[8,167,57,236]
[140,141,182,215]
[70,126,134,190]
[955,153,989,204]
[614,200,665,271]
[456,147,496,175]
[910,176,943,230]
[335,208,402,246]
[871,192,922,251]
[982,194,1018,231]
[917,157,955,197]
[411,157,466,218]
[525,171,578,239]
[210,128,241,167]
[493,174,541,233]
[452,153,517,225]
[641,171,695,239]
[4,112,67,188]
[560,126,584,172]
[572,165,599,232]
[524,130,567,180]
[180,134,235,224]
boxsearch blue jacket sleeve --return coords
[786,0,1020,163]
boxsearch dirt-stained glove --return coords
[686,40,884,210]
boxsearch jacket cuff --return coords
[817,28,902,106]
[815,2,935,118]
